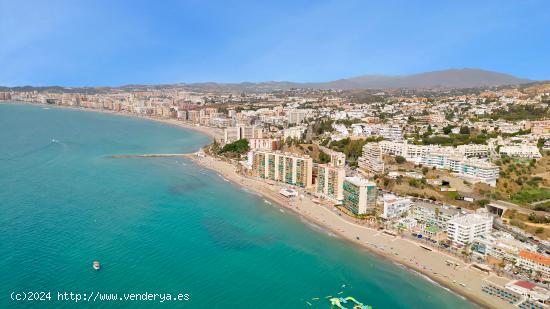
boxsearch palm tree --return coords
[461,241,471,263]
[497,258,506,276]
[397,224,405,237]
[375,216,383,228]
[535,270,543,282]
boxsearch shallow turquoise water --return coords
[0,103,476,308]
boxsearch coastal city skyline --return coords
[1,0,550,86]
[2,1,550,309]
[3,74,550,308]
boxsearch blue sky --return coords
[0,0,549,86]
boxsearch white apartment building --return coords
[187,110,201,123]
[379,141,441,158]
[447,213,493,246]
[378,141,407,156]
[176,109,187,119]
[505,281,550,303]
[224,127,240,143]
[224,126,263,143]
[249,138,277,151]
[456,144,490,157]
[316,148,346,202]
[516,250,550,278]
[411,201,460,229]
[378,141,499,186]
[379,141,489,159]
[342,176,377,215]
[316,164,346,202]
[499,145,542,159]
[283,126,305,140]
[445,157,500,187]
[351,124,372,137]
[382,194,412,219]
[332,123,350,137]
[528,120,550,134]
[358,143,385,174]
[498,122,523,134]
[396,217,418,230]
[378,125,403,141]
[473,231,537,262]
[251,150,313,188]
[416,151,448,169]
[209,117,231,128]
[241,126,263,140]
[287,109,307,124]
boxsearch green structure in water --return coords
[329,296,372,309]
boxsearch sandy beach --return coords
[0,102,223,143]
[6,101,515,308]
[187,153,516,309]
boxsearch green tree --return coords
[459,126,470,135]
[395,155,406,164]
[220,139,249,154]
[478,199,490,207]
[318,151,331,164]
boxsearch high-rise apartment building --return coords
[342,176,377,215]
[447,213,493,246]
[251,150,313,188]
[187,110,201,123]
[358,143,385,174]
[316,151,346,202]
[287,109,307,124]
[224,126,263,144]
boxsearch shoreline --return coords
[0,100,223,143]
[4,101,513,308]
[186,153,511,309]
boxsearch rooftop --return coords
[513,280,536,290]
[345,176,375,187]
[519,250,550,267]
[413,201,460,216]
[449,213,493,226]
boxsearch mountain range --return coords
[1,68,535,92]
[182,68,533,91]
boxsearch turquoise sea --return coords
[0,103,476,308]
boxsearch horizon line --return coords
[0,68,540,89]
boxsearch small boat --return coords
[93,261,100,270]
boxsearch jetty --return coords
[108,153,189,159]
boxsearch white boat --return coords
[93,261,100,270]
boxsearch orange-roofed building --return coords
[516,250,550,278]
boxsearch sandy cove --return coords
[187,153,516,309]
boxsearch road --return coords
[495,200,548,216]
